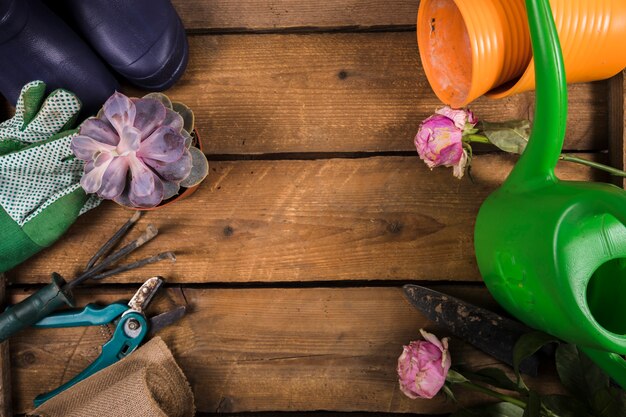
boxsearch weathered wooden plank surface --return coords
[158,33,607,155]
[7,154,603,285]
[609,70,626,188]
[0,33,608,154]
[11,286,561,414]
[0,275,11,417]
[173,0,420,31]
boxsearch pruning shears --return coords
[474,0,626,388]
[31,276,186,407]
[0,212,175,344]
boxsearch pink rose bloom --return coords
[397,329,451,399]
[436,106,477,130]
[415,114,468,179]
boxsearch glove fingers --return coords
[26,89,82,143]
[0,134,84,226]
[20,81,48,127]
[0,81,47,139]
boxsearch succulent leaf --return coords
[163,108,184,132]
[182,129,193,149]
[132,98,166,136]
[172,101,194,132]
[180,146,209,188]
[162,180,181,200]
[142,92,173,109]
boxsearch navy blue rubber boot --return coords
[48,0,189,91]
[0,0,118,118]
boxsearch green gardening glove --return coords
[0,81,101,273]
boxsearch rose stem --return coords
[560,154,626,177]
[89,252,176,281]
[465,134,491,144]
[65,224,158,290]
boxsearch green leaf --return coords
[446,369,470,384]
[450,402,525,417]
[442,384,458,403]
[480,120,531,154]
[460,367,520,392]
[542,395,592,417]
[513,331,558,387]
[556,344,606,398]
[522,391,540,417]
[556,344,626,417]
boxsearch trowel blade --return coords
[403,284,539,376]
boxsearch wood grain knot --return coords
[223,226,234,237]
[387,221,403,234]
[337,70,348,80]
[18,351,36,367]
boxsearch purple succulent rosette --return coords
[71,92,207,208]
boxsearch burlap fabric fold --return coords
[29,337,195,417]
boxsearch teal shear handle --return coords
[32,302,127,327]
[32,306,148,407]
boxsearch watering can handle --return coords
[504,0,567,191]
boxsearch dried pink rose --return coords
[415,114,468,179]
[436,106,477,130]
[71,92,192,208]
[397,329,451,400]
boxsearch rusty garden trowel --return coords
[403,285,542,375]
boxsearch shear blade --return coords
[148,306,187,336]
[128,276,164,314]
[403,284,539,376]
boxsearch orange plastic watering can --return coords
[474,0,626,388]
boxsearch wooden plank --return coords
[156,33,607,155]
[6,154,603,285]
[10,286,562,414]
[0,34,608,154]
[172,0,420,31]
[608,70,626,188]
[0,275,11,417]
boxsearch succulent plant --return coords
[71,92,209,208]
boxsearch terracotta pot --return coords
[418,0,626,107]
[132,128,203,211]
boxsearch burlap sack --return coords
[29,336,195,417]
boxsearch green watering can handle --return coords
[503,0,567,192]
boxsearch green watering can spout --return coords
[503,0,566,192]
[475,0,626,387]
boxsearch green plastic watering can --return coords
[474,0,626,388]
